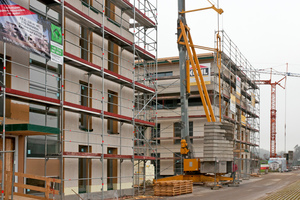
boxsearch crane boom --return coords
[258,69,300,77]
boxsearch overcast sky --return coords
[157,0,300,153]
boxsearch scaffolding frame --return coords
[0,0,157,199]
[216,30,260,178]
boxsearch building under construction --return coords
[0,0,157,199]
[153,30,260,180]
[0,0,262,199]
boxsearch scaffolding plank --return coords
[64,52,155,93]
[63,151,155,160]
[50,1,155,60]
[153,136,204,140]
[3,88,60,107]
[157,115,206,120]
[157,157,181,160]
[134,155,156,160]
[63,151,102,159]
[134,118,155,127]
[110,0,156,28]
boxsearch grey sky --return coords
[157,0,300,153]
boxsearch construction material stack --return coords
[154,180,193,196]
[201,122,234,173]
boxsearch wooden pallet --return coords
[154,180,193,196]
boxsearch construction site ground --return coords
[130,170,300,200]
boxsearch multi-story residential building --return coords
[0,0,157,199]
[153,31,260,179]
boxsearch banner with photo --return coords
[190,63,211,85]
[0,0,51,59]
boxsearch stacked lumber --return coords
[153,180,193,196]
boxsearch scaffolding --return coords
[216,30,260,178]
[0,0,157,199]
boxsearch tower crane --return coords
[255,65,300,158]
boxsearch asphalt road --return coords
[167,170,300,200]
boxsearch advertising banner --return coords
[0,0,51,59]
[50,23,63,64]
[230,94,236,113]
[236,75,241,97]
[190,63,211,86]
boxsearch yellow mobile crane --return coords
[155,0,233,184]
[178,0,221,156]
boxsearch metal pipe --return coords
[101,0,105,198]
[60,1,65,198]
[10,151,15,200]
[1,42,6,200]
[119,48,123,197]
[87,73,91,198]
[133,0,136,197]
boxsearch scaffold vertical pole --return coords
[60,0,65,198]
[101,0,105,199]
[133,0,137,197]
[1,42,6,200]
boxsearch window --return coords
[157,71,173,78]
[165,99,179,109]
[151,153,160,178]
[29,54,60,128]
[82,0,93,6]
[107,147,118,190]
[188,97,203,107]
[26,177,59,195]
[189,122,193,143]
[107,90,118,134]
[151,124,160,144]
[174,152,182,175]
[80,27,89,61]
[30,0,60,23]
[157,100,164,110]
[157,99,180,110]
[174,122,181,144]
[135,127,145,146]
[28,54,60,158]
[78,145,92,194]
[105,0,115,20]
[79,81,93,131]
[27,135,59,157]
[107,41,119,74]
[174,122,193,144]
